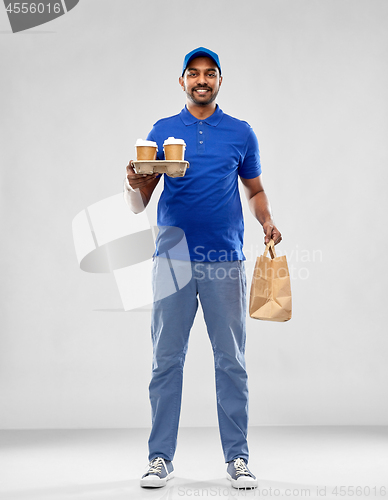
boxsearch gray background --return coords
[1,0,387,429]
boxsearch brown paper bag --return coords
[249,239,292,322]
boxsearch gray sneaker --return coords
[140,457,174,488]
[226,458,258,489]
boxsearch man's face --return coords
[179,56,222,106]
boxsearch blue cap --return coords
[182,47,221,76]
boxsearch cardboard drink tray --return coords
[133,160,189,178]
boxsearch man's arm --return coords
[240,174,282,245]
[124,160,161,214]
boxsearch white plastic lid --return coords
[135,139,158,148]
[163,137,186,146]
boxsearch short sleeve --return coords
[147,126,164,160]
[238,127,262,179]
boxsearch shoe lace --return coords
[147,457,166,475]
[234,458,250,477]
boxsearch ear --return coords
[219,75,223,87]
[179,76,185,91]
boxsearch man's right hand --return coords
[125,160,160,191]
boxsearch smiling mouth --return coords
[194,88,211,95]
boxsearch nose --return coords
[196,73,207,85]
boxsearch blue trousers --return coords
[148,258,249,463]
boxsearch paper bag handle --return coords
[263,239,277,259]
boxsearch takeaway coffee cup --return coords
[163,137,186,161]
[135,139,158,160]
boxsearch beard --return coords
[186,85,220,106]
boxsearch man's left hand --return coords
[263,221,282,245]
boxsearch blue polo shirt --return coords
[147,105,262,262]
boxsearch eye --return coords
[207,73,216,78]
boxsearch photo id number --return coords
[6,2,62,14]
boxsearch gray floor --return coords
[1,426,387,500]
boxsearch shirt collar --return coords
[179,104,224,127]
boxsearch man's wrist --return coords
[124,177,137,193]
